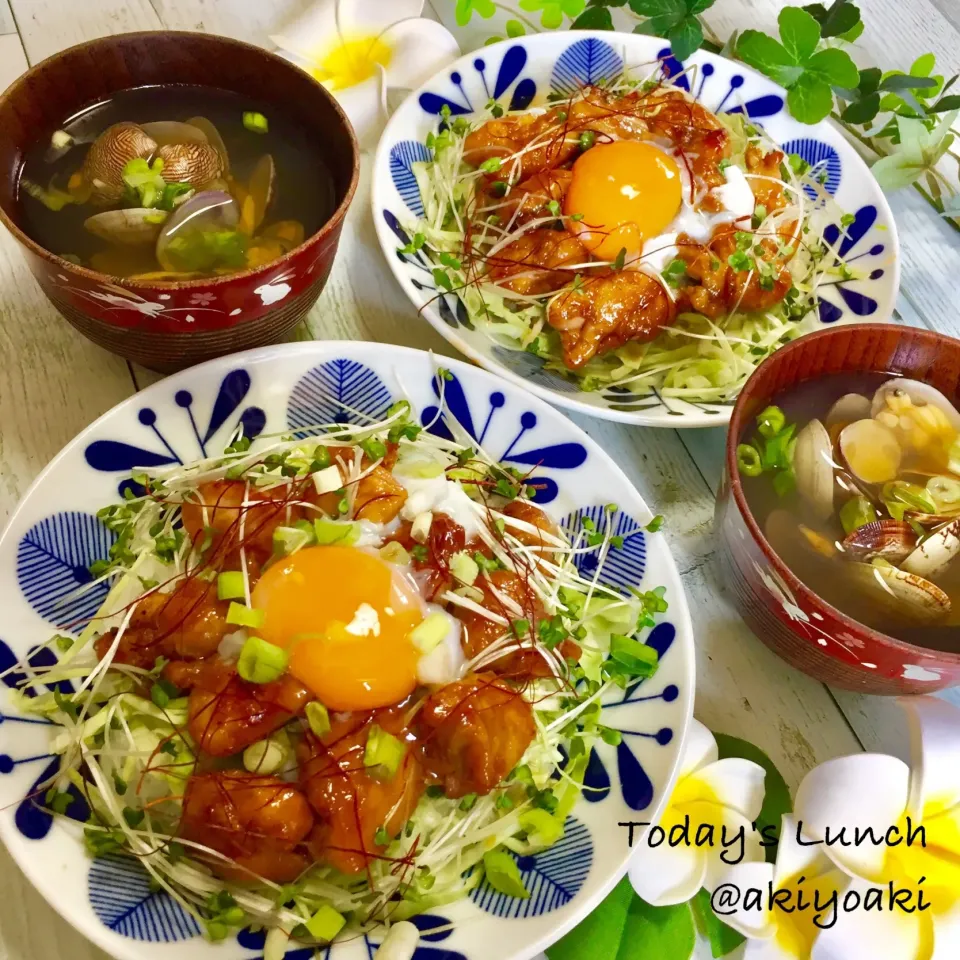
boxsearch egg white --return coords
[622,142,756,278]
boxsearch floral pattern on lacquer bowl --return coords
[0,32,359,373]
[716,323,960,695]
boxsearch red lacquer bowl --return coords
[0,32,359,373]
[717,324,960,694]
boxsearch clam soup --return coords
[738,373,960,652]
[17,85,336,279]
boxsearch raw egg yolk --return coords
[564,140,683,261]
[251,546,422,711]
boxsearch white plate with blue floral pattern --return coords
[372,31,900,427]
[0,342,693,960]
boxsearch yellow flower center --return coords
[310,35,393,91]
[884,804,960,917]
[658,774,732,853]
[774,866,848,959]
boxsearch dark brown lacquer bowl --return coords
[0,32,359,372]
[717,323,960,695]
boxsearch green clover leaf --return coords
[801,0,861,39]
[806,48,860,88]
[737,4,859,123]
[778,6,820,63]
[455,0,496,26]
[628,0,713,59]
[668,17,704,60]
[520,0,587,29]
[572,6,615,29]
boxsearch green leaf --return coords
[778,6,821,63]
[806,48,859,87]
[737,31,803,87]
[880,73,940,92]
[802,0,861,39]
[617,898,695,960]
[858,66,882,96]
[686,0,716,13]
[786,71,834,123]
[932,94,960,113]
[692,889,746,958]
[455,0,496,25]
[668,16,704,60]
[506,18,526,36]
[911,53,936,78]
[573,6,614,28]
[841,91,881,124]
[545,876,634,960]
[629,0,686,21]
[715,733,792,863]
[839,19,864,41]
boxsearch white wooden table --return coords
[1,1,959,957]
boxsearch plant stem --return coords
[491,2,541,34]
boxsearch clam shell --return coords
[82,122,157,205]
[871,378,960,432]
[187,116,230,173]
[839,418,901,485]
[84,207,168,245]
[826,393,871,428]
[155,190,240,272]
[793,419,835,520]
[238,154,275,235]
[840,519,917,564]
[847,562,950,624]
[902,519,960,579]
[140,121,209,147]
[155,142,224,187]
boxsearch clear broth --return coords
[17,85,337,278]
[741,372,960,654]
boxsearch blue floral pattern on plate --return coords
[0,343,691,960]
[375,33,899,427]
[16,512,114,630]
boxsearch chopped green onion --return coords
[374,826,390,846]
[314,518,360,546]
[578,130,596,151]
[242,111,269,134]
[226,602,265,629]
[449,551,479,585]
[217,571,246,600]
[459,793,478,811]
[304,904,345,941]
[409,612,450,653]
[756,405,786,439]
[306,701,331,737]
[520,808,564,846]
[243,736,288,775]
[237,636,288,684]
[273,524,316,555]
[364,724,407,781]
[482,850,530,899]
[773,469,796,498]
[839,496,879,535]
[883,481,937,514]
[737,443,763,477]
[609,634,659,678]
[380,541,411,565]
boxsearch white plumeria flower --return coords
[713,815,855,960]
[628,718,766,906]
[789,697,960,959]
[271,0,460,147]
